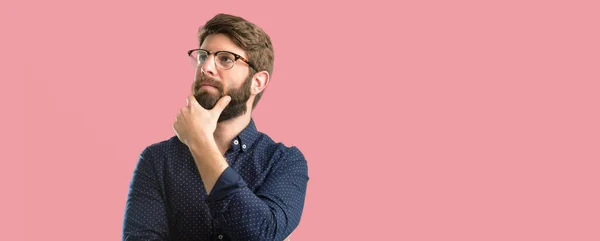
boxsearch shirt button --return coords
[242,144,247,149]
[218,234,223,240]
[233,140,239,145]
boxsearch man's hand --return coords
[173,94,231,148]
[174,94,231,195]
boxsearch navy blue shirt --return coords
[123,119,309,241]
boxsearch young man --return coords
[123,13,308,241]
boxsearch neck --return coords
[213,110,252,155]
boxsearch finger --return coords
[186,95,197,107]
[172,120,178,133]
[212,95,231,113]
[176,107,185,121]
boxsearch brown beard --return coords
[191,74,252,122]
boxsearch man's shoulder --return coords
[276,143,306,161]
[140,135,187,158]
[266,140,308,178]
[256,134,306,163]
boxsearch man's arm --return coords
[203,146,309,241]
[173,95,308,240]
[122,147,170,241]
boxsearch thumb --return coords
[212,95,231,113]
[187,95,198,107]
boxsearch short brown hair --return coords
[197,13,274,110]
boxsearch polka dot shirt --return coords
[123,119,309,241]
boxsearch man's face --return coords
[191,34,253,122]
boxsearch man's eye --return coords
[219,55,234,63]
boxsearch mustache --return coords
[193,75,224,93]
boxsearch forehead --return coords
[200,33,246,57]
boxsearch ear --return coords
[251,70,270,95]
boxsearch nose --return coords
[200,54,218,76]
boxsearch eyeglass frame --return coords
[187,48,257,72]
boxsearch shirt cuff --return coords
[206,166,247,202]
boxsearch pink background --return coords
[3,0,599,240]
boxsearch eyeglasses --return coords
[187,49,257,71]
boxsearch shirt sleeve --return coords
[205,146,309,241]
[122,147,170,241]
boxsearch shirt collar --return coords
[229,118,259,153]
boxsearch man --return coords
[123,13,309,241]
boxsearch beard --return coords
[191,73,252,122]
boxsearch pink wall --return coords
[3,0,599,240]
